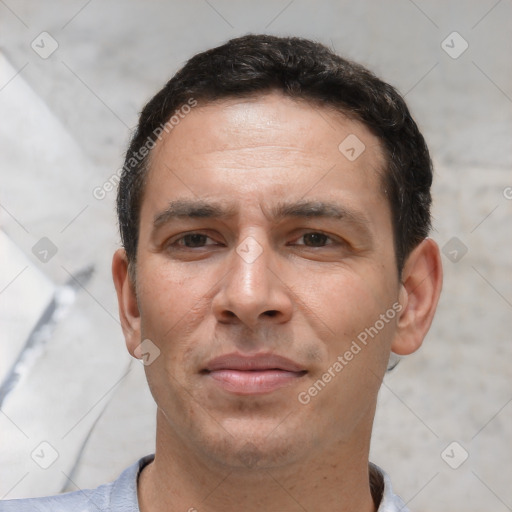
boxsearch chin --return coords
[200,418,315,471]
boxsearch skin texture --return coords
[112,92,443,512]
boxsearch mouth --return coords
[202,353,307,395]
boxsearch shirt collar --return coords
[370,462,410,511]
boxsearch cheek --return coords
[137,261,210,345]
[300,268,398,360]
[301,271,376,329]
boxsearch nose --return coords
[212,236,294,328]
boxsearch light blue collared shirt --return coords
[0,456,410,511]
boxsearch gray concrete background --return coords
[0,1,511,510]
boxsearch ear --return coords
[391,238,443,355]
[112,248,141,358]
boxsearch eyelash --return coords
[171,233,219,248]
[167,231,340,249]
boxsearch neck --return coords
[138,411,378,512]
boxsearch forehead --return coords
[151,92,384,170]
[143,92,388,218]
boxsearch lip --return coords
[203,353,307,395]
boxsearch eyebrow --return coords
[153,198,370,230]
[153,199,238,227]
[270,199,370,226]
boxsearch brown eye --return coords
[179,233,209,247]
[301,232,331,247]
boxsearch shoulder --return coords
[0,455,154,512]
[0,485,109,512]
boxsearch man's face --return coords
[130,92,402,468]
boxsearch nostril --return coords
[264,310,279,317]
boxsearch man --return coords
[2,34,442,511]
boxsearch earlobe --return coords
[391,238,443,356]
[112,248,141,357]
